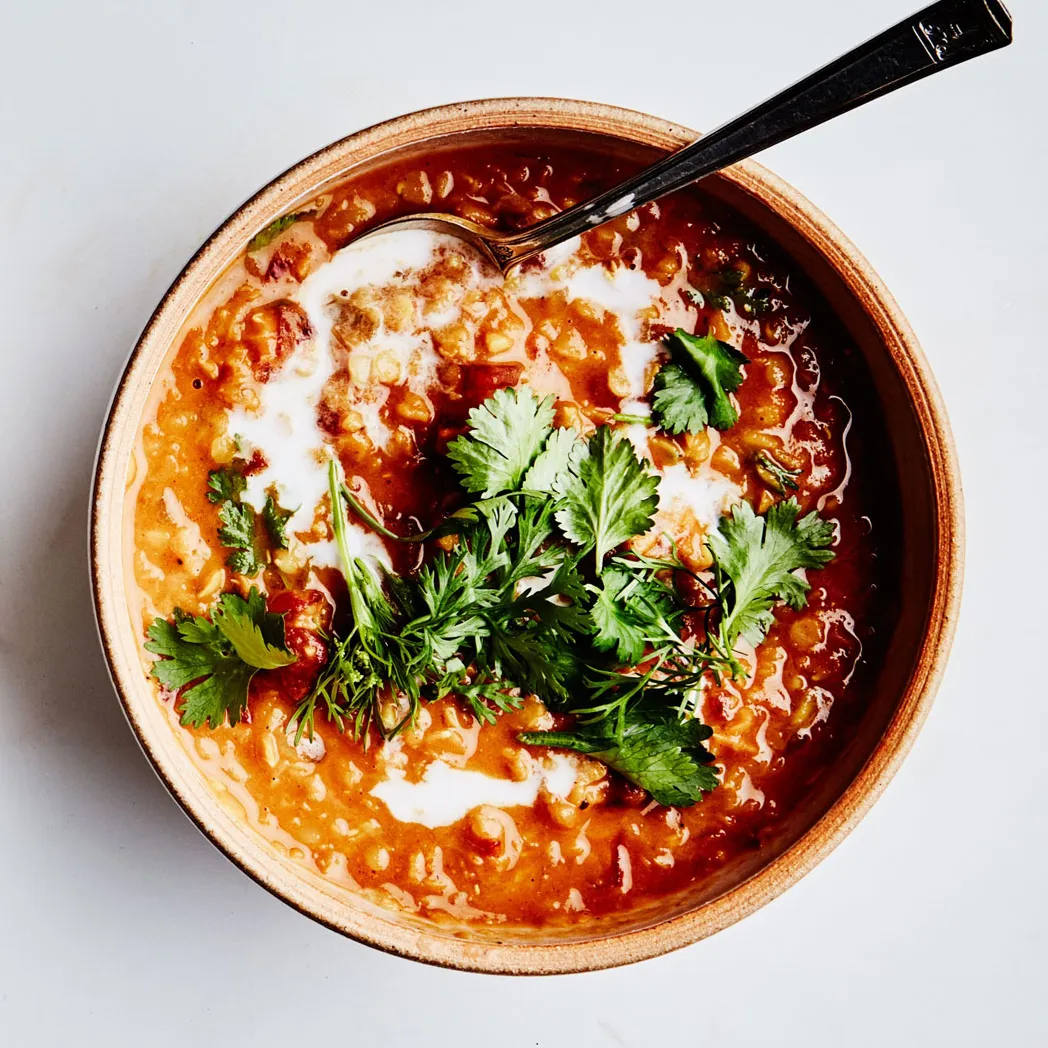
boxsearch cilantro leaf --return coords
[145,588,296,729]
[447,386,555,497]
[247,212,305,252]
[554,426,659,571]
[225,549,258,576]
[216,497,254,547]
[590,576,649,665]
[522,426,580,492]
[169,607,223,647]
[650,364,711,435]
[145,617,223,687]
[176,659,258,730]
[217,500,265,576]
[207,467,246,504]
[652,329,748,433]
[211,589,298,669]
[709,497,835,649]
[520,704,718,807]
[209,463,272,575]
[589,564,676,665]
[754,450,801,494]
[262,494,295,549]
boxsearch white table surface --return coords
[2,1,1045,1044]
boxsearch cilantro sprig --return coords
[216,502,265,576]
[208,463,296,575]
[520,702,718,807]
[555,426,659,573]
[710,497,835,650]
[447,387,556,497]
[262,495,295,549]
[652,329,749,434]
[145,588,296,729]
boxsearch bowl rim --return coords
[90,96,964,975]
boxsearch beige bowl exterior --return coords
[91,98,963,974]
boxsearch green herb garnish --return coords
[291,457,581,741]
[207,467,246,504]
[690,267,773,317]
[447,386,556,497]
[145,588,297,729]
[754,450,802,494]
[301,390,833,804]
[262,493,296,549]
[207,464,294,575]
[216,500,265,576]
[247,212,307,252]
[652,329,749,434]
[520,702,718,807]
[161,384,835,808]
[710,497,835,650]
[554,425,659,573]
[587,562,679,665]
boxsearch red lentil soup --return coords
[128,143,899,930]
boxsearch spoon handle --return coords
[495,0,1011,268]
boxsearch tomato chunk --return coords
[242,300,313,383]
[265,590,331,702]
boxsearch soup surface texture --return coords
[129,145,897,928]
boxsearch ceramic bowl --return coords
[91,98,962,974]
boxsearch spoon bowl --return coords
[349,211,516,272]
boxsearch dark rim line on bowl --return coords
[90,97,963,975]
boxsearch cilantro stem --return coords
[328,461,379,650]
[340,483,415,542]
[328,462,355,580]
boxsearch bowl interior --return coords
[92,101,959,973]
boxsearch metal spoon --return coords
[355,0,1011,272]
